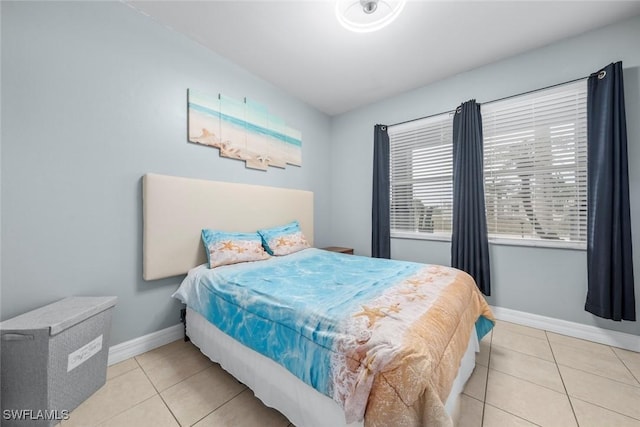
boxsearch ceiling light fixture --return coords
[336,0,406,33]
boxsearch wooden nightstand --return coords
[321,246,354,255]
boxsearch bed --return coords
[142,173,494,427]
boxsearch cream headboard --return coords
[142,173,314,280]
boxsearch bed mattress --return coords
[186,307,479,427]
[174,249,493,425]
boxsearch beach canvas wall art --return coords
[188,89,302,170]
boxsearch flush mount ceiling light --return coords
[336,0,406,33]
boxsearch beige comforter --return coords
[333,265,494,426]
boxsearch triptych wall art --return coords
[188,89,302,171]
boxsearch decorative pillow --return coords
[201,229,270,268]
[258,221,310,256]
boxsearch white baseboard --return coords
[108,323,183,366]
[490,305,639,352]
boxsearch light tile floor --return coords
[59,320,640,426]
[459,321,640,427]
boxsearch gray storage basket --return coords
[1,296,117,426]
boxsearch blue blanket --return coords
[173,248,494,422]
[174,249,423,394]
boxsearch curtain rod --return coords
[387,75,589,129]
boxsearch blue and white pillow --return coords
[258,221,310,256]
[201,229,270,268]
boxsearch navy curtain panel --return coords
[585,62,636,321]
[451,100,491,295]
[372,124,391,259]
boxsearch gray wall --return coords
[330,16,640,336]
[1,2,332,345]
[2,2,639,346]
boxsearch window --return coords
[482,80,587,247]
[388,79,587,248]
[388,113,453,239]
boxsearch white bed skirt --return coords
[186,307,479,427]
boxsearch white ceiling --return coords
[128,1,640,116]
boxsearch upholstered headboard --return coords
[142,173,314,280]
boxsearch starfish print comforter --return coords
[173,248,494,426]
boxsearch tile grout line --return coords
[494,321,549,341]
[480,330,493,427]
[134,354,183,427]
[489,342,555,362]
[569,396,640,423]
[485,366,571,396]
[610,347,640,386]
[65,364,156,427]
[483,326,546,427]
[100,394,163,427]
[463,394,484,404]
[105,360,139,382]
[553,361,640,389]
[556,346,640,422]
[188,388,248,426]
[494,331,549,343]
[492,327,621,394]
[136,343,215,394]
[78,373,159,427]
[482,402,544,427]
[547,340,640,386]
[135,340,246,426]
[485,323,579,427]
[156,395,182,427]
[542,330,640,423]
[536,335,640,387]
[135,341,189,366]
[545,330,580,427]
[490,328,557,363]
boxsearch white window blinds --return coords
[388,113,454,238]
[482,80,587,247]
[387,79,587,248]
